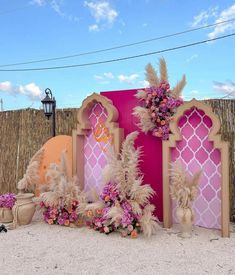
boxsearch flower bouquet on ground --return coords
[0,193,16,223]
[36,151,86,227]
[0,193,16,209]
[85,131,159,238]
[133,58,185,140]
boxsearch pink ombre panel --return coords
[101,89,163,221]
[84,103,112,196]
[171,107,221,229]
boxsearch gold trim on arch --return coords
[163,98,230,237]
[72,93,124,189]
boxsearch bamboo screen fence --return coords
[0,100,234,220]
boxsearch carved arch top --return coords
[168,98,221,147]
[77,93,119,133]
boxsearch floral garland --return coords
[39,200,80,226]
[133,58,186,140]
[0,193,16,209]
[86,183,141,238]
[139,81,183,140]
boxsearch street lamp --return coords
[41,88,56,137]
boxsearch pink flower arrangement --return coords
[0,193,16,209]
[86,183,141,237]
[144,81,183,140]
[39,200,79,226]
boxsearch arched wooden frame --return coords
[72,93,124,189]
[163,99,229,237]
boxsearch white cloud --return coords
[118,74,139,85]
[89,24,99,31]
[0,81,15,94]
[31,0,80,22]
[213,80,235,98]
[94,75,104,81]
[103,72,114,79]
[31,0,46,6]
[94,72,114,84]
[191,5,235,40]
[138,80,149,88]
[0,81,43,101]
[50,0,65,17]
[84,1,118,29]
[186,54,199,63]
[208,4,235,39]
[191,6,218,27]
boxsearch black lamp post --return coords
[41,88,56,137]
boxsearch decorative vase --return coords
[12,193,36,227]
[0,207,13,223]
[176,206,193,238]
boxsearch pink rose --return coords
[127,225,133,232]
[104,227,109,233]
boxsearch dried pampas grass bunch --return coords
[133,58,185,140]
[17,148,44,193]
[145,58,186,98]
[170,161,202,208]
[36,151,86,226]
[170,161,202,237]
[86,131,159,238]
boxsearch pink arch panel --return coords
[171,107,221,229]
[84,103,112,195]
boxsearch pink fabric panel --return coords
[84,103,112,196]
[101,89,163,221]
[171,107,221,229]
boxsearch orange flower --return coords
[131,230,138,239]
[47,219,54,225]
[96,209,102,215]
[161,120,166,125]
[64,220,70,226]
[104,195,110,202]
[67,207,72,214]
[86,210,93,217]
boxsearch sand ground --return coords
[0,212,235,275]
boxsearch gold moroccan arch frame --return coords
[72,93,124,188]
[163,99,229,237]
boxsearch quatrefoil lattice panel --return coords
[171,107,221,229]
[84,103,112,195]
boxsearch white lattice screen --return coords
[171,107,221,229]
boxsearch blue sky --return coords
[0,0,235,110]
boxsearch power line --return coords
[220,90,235,99]
[0,32,234,72]
[0,18,235,68]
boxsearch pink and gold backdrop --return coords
[171,107,221,229]
[101,89,163,221]
[84,103,112,195]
